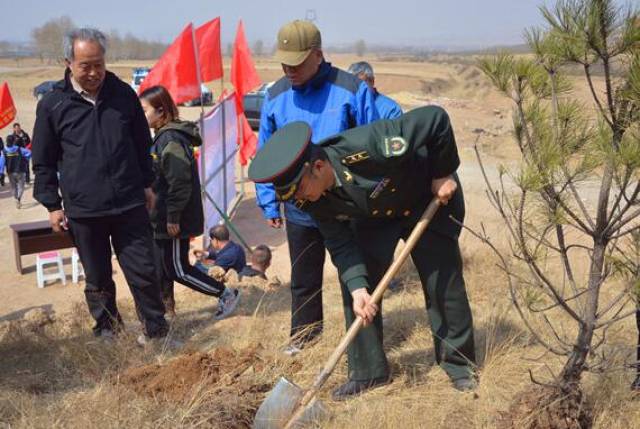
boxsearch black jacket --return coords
[6,131,30,148]
[149,120,204,239]
[32,69,154,218]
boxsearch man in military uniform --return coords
[249,105,477,400]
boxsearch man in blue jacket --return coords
[348,61,402,120]
[256,20,378,356]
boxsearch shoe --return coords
[214,288,240,320]
[453,377,478,392]
[136,334,183,349]
[282,344,302,357]
[16,200,20,209]
[631,374,640,391]
[87,328,115,344]
[331,376,391,401]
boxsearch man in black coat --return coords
[32,28,168,342]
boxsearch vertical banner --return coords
[201,93,238,238]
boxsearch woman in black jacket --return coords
[139,85,240,320]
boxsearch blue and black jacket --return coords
[255,61,379,227]
[3,145,31,174]
[374,91,403,120]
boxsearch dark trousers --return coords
[156,238,225,298]
[286,221,326,343]
[8,172,25,201]
[152,239,175,313]
[341,216,476,381]
[24,160,30,184]
[67,205,168,338]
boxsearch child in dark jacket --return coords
[239,244,272,281]
[3,140,31,208]
[140,85,240,320]
[193,225,246,274]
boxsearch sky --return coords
[0,0,636,49]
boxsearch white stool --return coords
[71,248,85,284]
[36,251,66,288]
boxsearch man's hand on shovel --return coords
[352,288,378,326]
[431,175,457,205]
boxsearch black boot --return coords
[331,375,391,401]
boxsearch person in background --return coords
[193,224,246,274]
[239,244,272,281]
[0,147,5,187]
[32,28,169,343]
[139,85,241,322]
[7,123,32,184]
[256,20,379,356]
[3,139,30,208]
[347,61,402,120]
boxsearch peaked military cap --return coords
[248,121,313,201]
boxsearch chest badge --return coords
[383,136,408,158]
[343,170,353,183]
[369,178,391,199]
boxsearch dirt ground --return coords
[0,53,515,321]
[2,54,638,429]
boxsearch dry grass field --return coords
[0,53,638,428]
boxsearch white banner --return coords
[201,93,238,240]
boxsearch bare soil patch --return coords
[120,345,265,402]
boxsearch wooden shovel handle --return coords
[284,198,441,428]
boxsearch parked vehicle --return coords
[33,81,57,100]
[130,67,150,93]
[243,82,273,131]
[182,85,213,107]
[130,67,213,106]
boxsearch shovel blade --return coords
[253,377,328,429]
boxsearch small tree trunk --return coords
[559,239,607,388]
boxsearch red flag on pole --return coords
[230,20,261,165]
[196,17,223,82]
[138,23,200,105]
[0,82,16,130]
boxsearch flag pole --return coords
[191,23,208,249]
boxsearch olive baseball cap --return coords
[274,20,322,66]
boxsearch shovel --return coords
[253,198,442,429]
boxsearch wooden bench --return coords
[10,220,75,274]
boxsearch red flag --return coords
[0,82,16,130]
[231,21,261,165]
[138,23,200,105]
[196,17,223,82]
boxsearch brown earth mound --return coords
[498,385,593,429]
[119,345,264,402]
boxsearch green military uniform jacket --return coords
[298,106,465,293]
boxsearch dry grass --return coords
[1,244,639,429]
[0,54,637,428]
